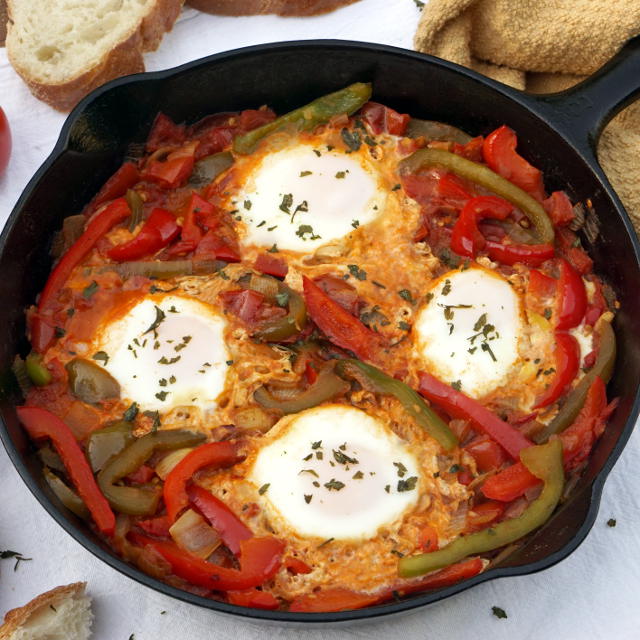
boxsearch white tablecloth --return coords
[1,3,639,638]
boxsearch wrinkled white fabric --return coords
[1,4,639,639]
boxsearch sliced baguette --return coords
[0,582,92,640]
[6,0,184,111]
[187,0,360,16]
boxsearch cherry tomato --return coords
[0,107,12,175]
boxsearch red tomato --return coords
[464,435,507,472]
[0,107,12,175]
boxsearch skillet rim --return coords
[1,39,639,623]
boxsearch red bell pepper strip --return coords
[418,372,532,459]
[302,276,384,362]
[132,534,284,591]
[481,461,540,502]
[394,557,485,597]
[463,435,507,472]
[34,197,131,351]
[360,101,410,136]
[533,331,580,409]
[556,258,587,330]
[108,208,180,261]
[289,587,384,613]
[141,142,197,189]
[560,376,617,472]
[168,194,212,256]
[482,125,546,202]
[485,240,555,267]
[84,162,140,215]
[16,407,115,536]
[254,253,288,278]
[188,484,253,555]
[227,588,280,610]
[450,195,513,258]
[164,441,242,522]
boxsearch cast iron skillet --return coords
[1,39,640,624]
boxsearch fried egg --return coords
[91,294,229,413]
[414,266,524,399]
[228,139,388,252]
[248,404,422,541]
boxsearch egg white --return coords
[92,294,229,413]
[230,140,387,252]
[248,404,422,541]
[414,267,524,399]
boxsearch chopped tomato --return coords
[284,557,313,575]
[137,515,171,538]
[220,289,266,324]
[419,525,439,552]
[467,501,505,531]
[481,461,540,502]
[452,136,484,162]
[556,259,587,330]
[126,465,156,484]
[482,125,546,201]
[146,113,186,152]
[544,191,575,226]
[556,228,593,275]
[464,435,507,472]
[360,101,410,136]
[238,108,276,132]
[254,253,288,278]
[168,194,212,256]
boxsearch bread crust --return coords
[6,0,184,111]
[0,582,87,640]
[187,0,360,16]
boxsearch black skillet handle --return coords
[529,35,640,155]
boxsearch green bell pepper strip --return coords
[399,148,554,245]
[535,319,616,444]
[254,363,350,414]
[240,274,307,342]
[86,421,135,472]
[43,466,90,519]
[336,359,458,452]
[97,429,205,515]
[26,353,52,387]
[66,358,121,404]
[233,83,373,154]
[398,439,564,577]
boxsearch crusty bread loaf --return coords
[6,0,184,111]
[187,0,360,16]
[0,582,92,640]
[0,0,7,47]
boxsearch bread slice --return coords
[0,0,7,47]
[187,0,360,17]
[0,582,93,640]
[6,0,184,111]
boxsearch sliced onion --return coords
[154,447,194,480]
[169,508,221,559]
[233,407,279,432]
